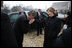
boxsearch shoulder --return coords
[16,15,27,23]
[55,16,61,20]
[17,16,25,20]
[1,12,9,20]
[54,17,62,23]
[1,12,8,17]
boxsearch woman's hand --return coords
[29,19,35,24]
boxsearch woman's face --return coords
[47,11,54,17]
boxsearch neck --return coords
[49,14,56,18]
[49,14,54,17]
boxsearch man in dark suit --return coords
[13,10,38,47]
[19,9,27,20]
[36,9,44,36]
[1,1,17,47]
[36,9,48,36]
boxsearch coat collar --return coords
[48,15,56,19]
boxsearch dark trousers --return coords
[37,28,42,36]
[37,22,43,36]
[17,33,24,47]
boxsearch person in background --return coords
[19,9,27,20]
[36,9,44,36]
[52,10,71,47]
[62,10,71,47]
[43,7,61,47]
[1,1,17,47]
[64,10,71,28]
[55,10,58,16]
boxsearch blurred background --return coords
[3,1,71,14]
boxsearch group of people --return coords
[13,9,48,47]
[1,1,71,47]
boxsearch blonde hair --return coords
[47,7,55,14]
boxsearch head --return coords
[46,7,55,17]
[20,9,24,13]
[28,10,37,20]
[38,9,42,13]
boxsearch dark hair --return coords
[28,10,37,17]
[38,9,41,10]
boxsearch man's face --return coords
[28,14,35,20]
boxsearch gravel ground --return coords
[22,30,44,47]
[22,28,63,47]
